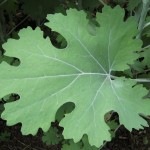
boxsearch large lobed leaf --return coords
[1,6,150,147]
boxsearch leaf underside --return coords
[1,6,150,147]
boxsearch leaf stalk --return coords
[134,78,150,83]
[144,22,150,28]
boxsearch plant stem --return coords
[134,78,150,83]
[144,22,150,28]
[7,15,29,36]
[137,0,150,39]
[78,0,83,10]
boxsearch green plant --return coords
[0,131,11,142]
[0,0,150,149]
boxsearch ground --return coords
[0,118,150,150]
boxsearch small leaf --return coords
[143,17,150,37]
[42,127,63,145]
[0,131,11,142]
[141,48,150,68]
[0,0,18,13]
[127,0,141,11]
[62,140,82,150]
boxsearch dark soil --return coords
[0,119,61,150]
[0,118,150,150]
[103,125,150,150]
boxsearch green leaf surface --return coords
[143,17,150,37]
[79,0,100,10]
[62,136,98,150]
[113,0,126,4]
[141,48,150,68]
[62,140,82,150]
[127,0,141,11]
[42,127,63,145]
[81,136,98,150]
[107,119,119,138]
[137,73,150,89]
[0,131,11,142]
[1,6,150,147]
[0,0,18,13]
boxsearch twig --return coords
[137,0,150,39]
[141,44,150,50]
[98,0,106,6]
[7,15,29,36]
[133,69,150,76]
[14,137,29,147]
[100,124,122,149]
[0,0,7,6]
[34,147,47,150]
[100,141,108,149]
[0,21,5,42]
[78,0,83,10]
[23,145,31,150]
[114,124,122,133]
[144,68,150,72]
